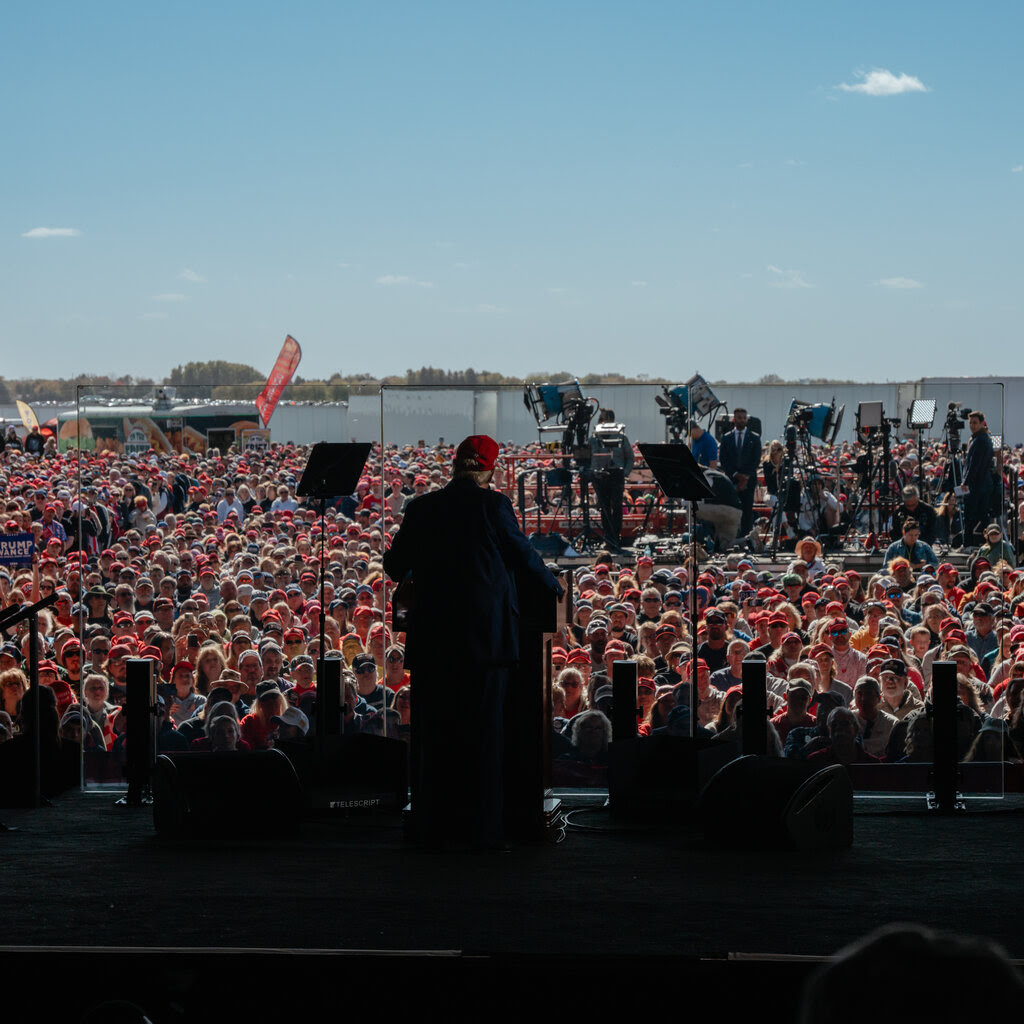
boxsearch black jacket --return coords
[383,477,560,669]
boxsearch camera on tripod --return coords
[944,402,971,454]
[945,402,971,430]
[655,385,689,441]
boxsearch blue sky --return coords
[4,1,1021,383]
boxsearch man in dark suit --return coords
[960,410,994,546]
[383,434,562,848]
[719,408,761,536]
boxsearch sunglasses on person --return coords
[386,653,404,663]
[829,627,848,636]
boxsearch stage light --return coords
[908,399,937,429]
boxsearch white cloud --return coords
[630,280,648,288]
[766,265,813,289]
[152,293,186,302]
[21,226,80,238]
[785,158,805,167]
[139,311,169,320]
[836,69,929,96]
[547,287,567,294]
[376,274,433,288]
[1013,165,1023,173]
[178,268,205,283]
[875,276,924,289]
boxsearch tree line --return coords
[1,363,680,406]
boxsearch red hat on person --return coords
[565,648,591,665]
[454,435,499,472]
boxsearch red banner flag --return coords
[255,335,302,427]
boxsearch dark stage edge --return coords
[3,791,1023,1020]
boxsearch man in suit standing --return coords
[719,408,761,536]
[383,435,562,849]
[960,410,995,546]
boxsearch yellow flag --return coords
[16,401,39,432]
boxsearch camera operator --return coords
[959,410,994,545]
[689,421,718,469]
[797,474,839,537]
[590,408,633,552]
[695,468,743,551]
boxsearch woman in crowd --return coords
[0,668,27,729]
[556,667,588,720]
[761,440,785,501]
[767,631,805,679]
[707,685,742,735]
[168,661,206,727]
[194,643,228,695]
[393,685,412,727]
[240,688,287,750]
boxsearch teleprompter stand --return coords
[297,442,371,750]
[638,443,715,739]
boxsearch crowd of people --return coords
[0,415,1022,802]
[550,532,1024,785]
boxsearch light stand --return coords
[908,399,937,500]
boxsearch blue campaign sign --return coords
[0,533,35,566]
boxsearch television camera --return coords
[944,402,972,454]
[654,374,723,442]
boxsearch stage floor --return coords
[3,790,1022,959]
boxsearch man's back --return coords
[384,477,556,668]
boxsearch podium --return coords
[503,569,563,839]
